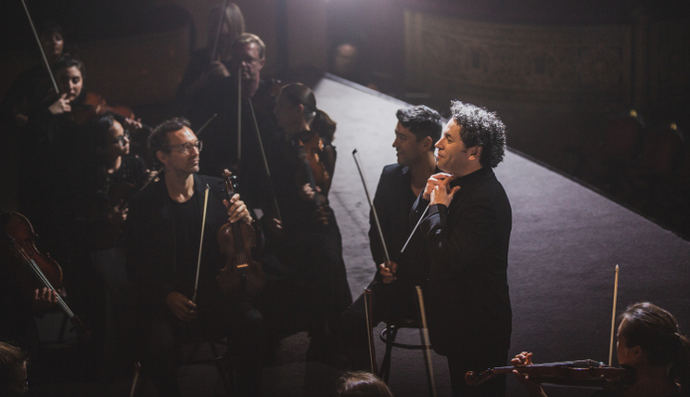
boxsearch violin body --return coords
[71,92,137,125]
[216,173,265,298]
[2,211,64,295]
[297,130,333,194]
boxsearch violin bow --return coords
[416,286,437,397]
[400,204,429,255]
[608,264,620,366]
[363,287,377,374]
[351,149,390,263]
[248,100,282,221]
[209,0,229,63]
[129,361,142,397]
[236,69,242,163]
[20,0,59,95]
[192,184,211,304]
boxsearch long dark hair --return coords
[619,302,690,394]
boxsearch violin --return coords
[2,211,88,334]
[70,92,142,127]
[216,172,265,298]
[465,359,634,389]
[295,130,334,226]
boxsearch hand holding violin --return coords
[223,193,251,225]
[511,351,548,397]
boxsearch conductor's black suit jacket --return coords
[411,167,512,356]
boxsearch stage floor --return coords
[316,74,690,397]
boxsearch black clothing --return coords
[259,130,352,342]
[368,164,429,308]
[341,164,429,369]
[186,78,279,205]
[126,173,265,396]
[411,167,512,396]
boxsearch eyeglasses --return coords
[166,141,203,154]
[113,133,130,146]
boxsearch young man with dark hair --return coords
[126,118,265,396]
[413,100,512,397]
[341,105,441,369]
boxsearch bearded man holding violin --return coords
[125,118,265,397]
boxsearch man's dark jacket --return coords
[411,167,512,356]
[125,174,228,312]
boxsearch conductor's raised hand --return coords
[422,172,453,200]
[429,175,460,207]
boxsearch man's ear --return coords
[468,146,482,161]
[155,150,166,167]
[421,136,433,150]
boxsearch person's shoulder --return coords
[381,163,405,177]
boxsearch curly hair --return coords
[396,105,442,149]
[449,100,506,168]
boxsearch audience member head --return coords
[0,342,28,396]
[335,371,393,397]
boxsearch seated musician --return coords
[177,2,245,107]
[260,83,351,363]
[125,118,265,397]
[513,302,690,397]
[340,105,441,369]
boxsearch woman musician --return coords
[512,302,689,397]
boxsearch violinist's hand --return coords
[32,287,58,312]
[378,261,398,284]
[511,352,548,397]
[48,93,72,115]
[422,172,452,200]
[208,60,230,79]
[223,194,252,224]
[166,291,197,322]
